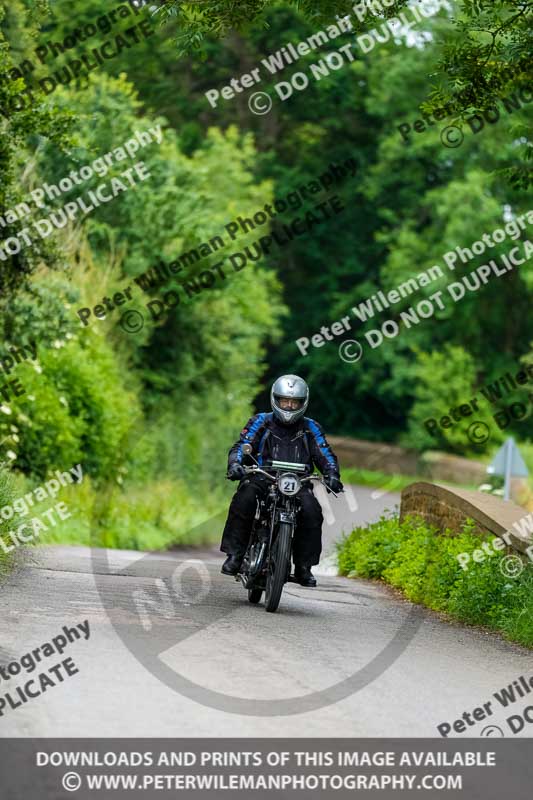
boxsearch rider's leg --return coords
[220,478,262,560]
[293,487,323,572]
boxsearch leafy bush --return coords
[2,277,81,348]
[337,514,533,648]
[0,465,19,573]
[0,363,85,478]
[0,330,140,481]
[337,513,410,579]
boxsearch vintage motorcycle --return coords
[233,443,340,613]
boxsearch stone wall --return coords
[328,436,419,476]
[400,482,533,554]
[328,435,487,486]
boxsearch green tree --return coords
[402,345,502,454]
[0,1,73,297]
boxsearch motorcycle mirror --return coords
[242,442,259,465]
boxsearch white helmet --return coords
[271,374,309,425]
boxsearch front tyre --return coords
[265,522,292,613]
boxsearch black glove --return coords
[325,474,343,493]
[227,463,246,481]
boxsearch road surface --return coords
[0,484,531,737]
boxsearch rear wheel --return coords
[265,522,292,613]
[248,587,262,604]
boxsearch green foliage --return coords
[0,465,19,573]
[153,1,532,184]
[341,466,477,493]
[34,473,228,552]
[0,1,74,296]
[337,514,533,647]
[0,364,84,478]
[337,512,410,579]
[341,467,417,493]
[154,0,413,53]
[2,275,80,346]
[0,331,140,481]
[402,344,503,454]
[0,63,284,550]
[33,2,533,454]
[425,0,533,187]
[1,0,532,568]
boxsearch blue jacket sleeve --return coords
[306,418,340,477]
[227,413,267,469]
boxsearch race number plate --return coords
[278,473,300,496]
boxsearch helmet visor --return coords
[274,395,305,411]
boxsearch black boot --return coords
[294,565,317,587]
[221,554,243,575]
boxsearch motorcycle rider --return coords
[220,375,343,587]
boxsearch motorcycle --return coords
[232,443,340,613]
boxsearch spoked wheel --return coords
[248,587,263,604]
[265,522,292,613]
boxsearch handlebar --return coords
[237,465,342,497]
[243,465,276,481]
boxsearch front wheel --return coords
[265,522,292,613]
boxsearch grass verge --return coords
[0,471,230,560]
[341,467,416,493]
[340,467,478,493]
[337,513,533,649]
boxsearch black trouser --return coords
[220,475,324,567]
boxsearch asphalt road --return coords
[1,483,532,737]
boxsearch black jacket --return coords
[227,412,340,478]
